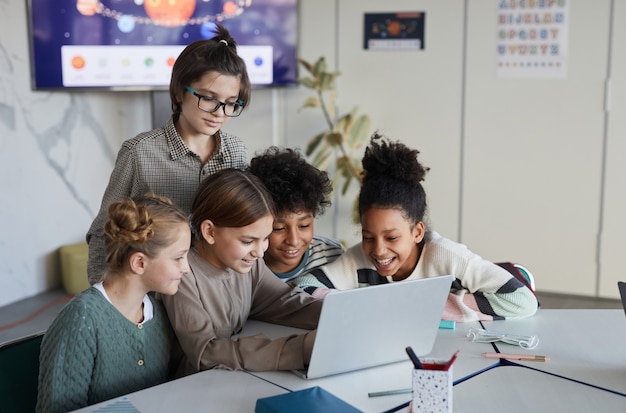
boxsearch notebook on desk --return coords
[618,281,626,316]
[293,275,453,380]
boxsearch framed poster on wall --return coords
[363,12,425,51]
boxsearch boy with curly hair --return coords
[248,147,343,297]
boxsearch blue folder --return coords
[255,386,362,413]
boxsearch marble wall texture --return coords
[0,0,154,306]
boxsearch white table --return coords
[70,369,287,413]
[480,309,626,395]
[453,365,626,413]
[70,310,626,413]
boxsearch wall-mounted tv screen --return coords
[27,0,298,91]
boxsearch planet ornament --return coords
[76,0,250,27]
[144,0,196,27]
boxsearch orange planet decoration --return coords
[144,0,196,27]
[71,55,86,69]
[76,0,98,16]
[223,1,238,16]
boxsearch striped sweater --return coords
[273,235,344,292]
[310,231,538,322]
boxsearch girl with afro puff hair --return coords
[309,133,538,322]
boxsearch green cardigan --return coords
[36,288,174,413]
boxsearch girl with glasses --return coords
[86,24,250,285]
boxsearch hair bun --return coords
[362,132,428,187]
[105,199,154,244]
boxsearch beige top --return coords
[161,247,321,376]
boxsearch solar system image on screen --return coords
[28,0,298,90]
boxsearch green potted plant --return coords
[297,56,371,223]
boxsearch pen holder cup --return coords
[411,359,453,413]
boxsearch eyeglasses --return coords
[185,85,245,117]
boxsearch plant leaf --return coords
[319,72,338,92]
[326,132,343,146]
[298,58,314,75]
[341,174,352,195]
[298,77,316,89]
[347,114,371,149]
[312,57,327,77]
[313,149,332,171]
[298,55,369,206]
[325,90,337,120]
[336,156,354,178]
[335,113,352,134]
[305,131,326,156]
[299,96,319,111]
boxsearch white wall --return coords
[599,0,626,297]
[335,0,465,241]
[462,2,612,296]
[1,0,624,307]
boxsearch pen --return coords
[405,346,425,369]
[482,352,550,362]
[368,388,412,398]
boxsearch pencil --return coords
[368,388,412,398]
[482,352,550,362]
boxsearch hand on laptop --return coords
[303,330,317,365]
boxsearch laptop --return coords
[618,281,626,316]
[292,275,453,379]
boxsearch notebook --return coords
[255,386,361,413]
[293,275,453,379]
[618,281,626,316]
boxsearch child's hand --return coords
[311,287,334,299]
